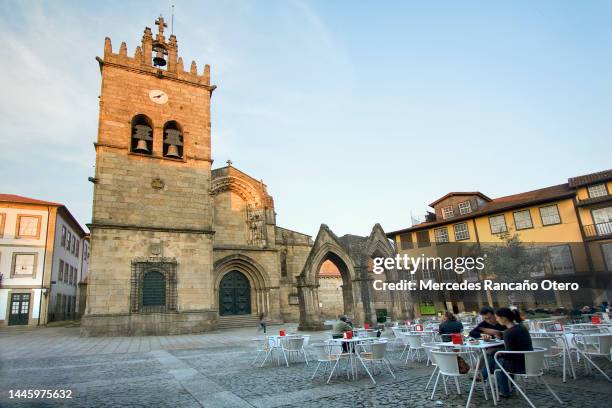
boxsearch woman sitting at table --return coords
[483,307,533,398]
[438,311,463,342]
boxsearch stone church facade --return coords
[82,18,410,336]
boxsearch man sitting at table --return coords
[439,311,464,342]
[482,307,533,398]
[469,306,505,339]
[470,306,506,382]
[332,315,353,353]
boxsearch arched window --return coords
[163,121,183,159]
[131,114,153,155]
[152,43,168,69]
[142,271,166,307]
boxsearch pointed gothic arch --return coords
[298,224,412,330]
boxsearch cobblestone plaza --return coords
[1,325,611,407]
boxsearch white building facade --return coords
[0,194,88,327]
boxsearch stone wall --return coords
[82,228,215,335]
[212,191,249,246]
[318,276,344,319]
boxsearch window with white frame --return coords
[513,210,533,230]
[59,259,64,281]
[540,205,561,225]
[489,215,507,234]
[17,215,41,238]
[587,183,608,198]
[442,206,454,219]
[64,262,69,283]
[434,227,449,243]
[540,205,561,226]
[11,253,37,277]
[453,223,470,240]
[61,226,66,247]
[67,232,71,252]
[458,201,472,215]
[548,245,574,275]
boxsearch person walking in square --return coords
[257,313,267,334]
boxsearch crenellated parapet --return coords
[98,16,212,88]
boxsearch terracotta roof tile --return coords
[0,194,62,206]
[389,183,574,234]
[568,169,612,188]
[318,260,341,277]
[429,192,492,207]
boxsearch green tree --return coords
[480,232,547,306]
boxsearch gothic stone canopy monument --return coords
[82,18,410,335]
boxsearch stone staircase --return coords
[216,314,262,330]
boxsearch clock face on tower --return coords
[149,89,168,104]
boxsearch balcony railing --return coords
[583,221,612,239]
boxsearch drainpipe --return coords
[38,206,52,326]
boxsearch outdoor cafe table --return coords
[434,340,505,408]
[260,334,302,367]
[330,337,388,383]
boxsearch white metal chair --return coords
[250,337,270,366]
[571,333,612,382]
[405,333,427,363]
[531,334,575,381]
[493,348,563,407]
[280,336,309,367]
[422,343,441,390]
[430,350,488,400]
[397,330,411,359]
[310,343,342,381]
[359,341,395,380]
[390,326,402,350]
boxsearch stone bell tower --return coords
[82,17,218,336]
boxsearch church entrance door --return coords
[219,271,251,315]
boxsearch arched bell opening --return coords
[152,42,168,69]
[163,120,183,159]
[130,114,153,155]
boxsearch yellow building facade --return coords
[387,169,612,316]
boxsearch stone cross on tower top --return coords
[155,15,167,37]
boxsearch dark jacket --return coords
[501,324,533,373]
[469,320,505,339]
[439,320,464,342]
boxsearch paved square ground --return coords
[1,324,611,407]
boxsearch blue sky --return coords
[0,1,610,237]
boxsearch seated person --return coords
[483,307,533,398]
[332,315,353,352]
[439,311,463,342]
[469,306,505,339]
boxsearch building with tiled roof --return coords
[0,194,90,327]
[386,169,612,317]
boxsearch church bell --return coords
[153,45,167,67]
[165,144,180,158]
[135,139,150,153]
